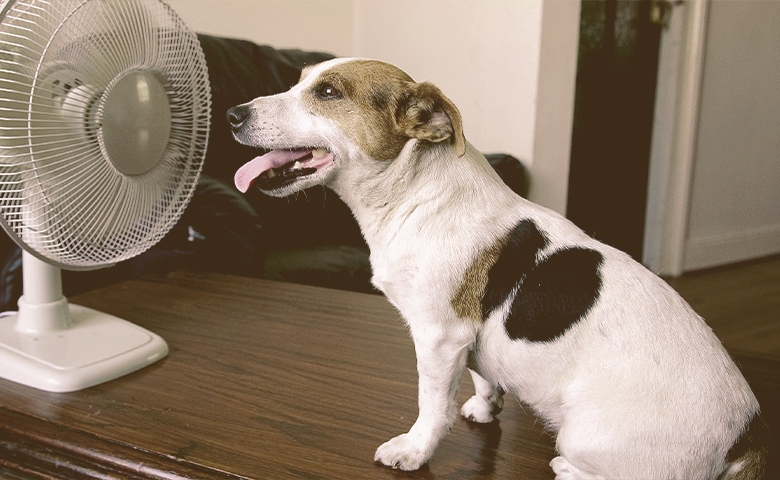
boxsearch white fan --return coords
[0,0,210,392]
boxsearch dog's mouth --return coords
[234,148,334,193]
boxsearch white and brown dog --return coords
[228,58,767,479]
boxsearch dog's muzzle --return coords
[227,104,335,194]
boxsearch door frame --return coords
[642,0,709,277]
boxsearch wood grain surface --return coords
[0,271,777,479]
[665,254,780,356]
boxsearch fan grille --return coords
[0,0,210,269]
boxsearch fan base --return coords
[0,304,167,393]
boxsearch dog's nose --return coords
[227,105,251,130]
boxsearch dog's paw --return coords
[374,434,430,471]
[550,456,605,480]
[461,393,504,423]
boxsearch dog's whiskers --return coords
[319,185,328,213]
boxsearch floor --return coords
[664,254,780,357]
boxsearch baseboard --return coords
[684,224,780,272]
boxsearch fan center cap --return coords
[101,71,172,176]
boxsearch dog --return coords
[227,58,767,479]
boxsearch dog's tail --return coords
[718,414,769,480]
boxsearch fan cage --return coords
[0,0,210,269]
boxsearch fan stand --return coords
[0,251,168,393]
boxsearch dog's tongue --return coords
[234,149,312,193]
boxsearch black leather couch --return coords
[0,35,528,311]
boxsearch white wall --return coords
[684,0,780,270]
[167,0,580,214]
[167,0,356,55]
[530,0,580,214]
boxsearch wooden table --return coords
[0,271,777,479]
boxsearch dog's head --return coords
[228,58,465,196]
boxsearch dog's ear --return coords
[397,82,466,157]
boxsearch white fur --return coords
[230,58,762,479]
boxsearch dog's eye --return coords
[313,83,342,100]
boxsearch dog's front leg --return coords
[374,323,472,471]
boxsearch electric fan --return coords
[0,0,210,392]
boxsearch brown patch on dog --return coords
[452,236,507,322]
[723,413,769,479]
[302,60,466,160]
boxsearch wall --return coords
[166,0,356,55]
[167,0,580,214]
[530,0,580,214]
[684,0,780,270]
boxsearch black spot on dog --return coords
[505,247,603,342]
[481,219,548,319]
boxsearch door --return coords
[566,0,664,261]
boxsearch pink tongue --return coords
[234,149,312,193]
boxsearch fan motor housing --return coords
[101,70,172,176]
